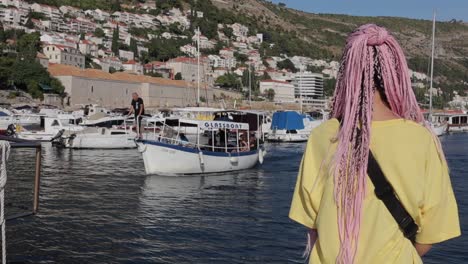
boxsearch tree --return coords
[265,88,275,101]
[111,0,121,12]
[17,32,41,61]
[222,26,234,39]
[174,72,182,80]
[111,26,120,55]
[0,22,5,43]
[234,52,248,64]
[277,59,297,72]
[129,38,138,58]
[215,73,241,90]
[94,28,105,38]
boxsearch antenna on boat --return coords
[429,10,436,120]
[197,27,201,106]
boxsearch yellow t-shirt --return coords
[289,118,461,263]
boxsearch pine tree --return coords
[111,26,120,55]
[129,38,138,58]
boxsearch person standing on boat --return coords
[289,24,460,264]
[128,92,144,139]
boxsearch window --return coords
[52,47,55,51]
[47,47,49,51]
[55,55,58,59]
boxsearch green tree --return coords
[129,38,138,58]
[17,32,41,61]
[94,28,105,38]
[277,59,297,72]
[174,72,182,80]
[215,73,241,90]
[0,22,5,43]
[234,52,248,64]
[265,88,275,101]
[111,26,120,55]
[222,26,234,39]
[111,0,121,12]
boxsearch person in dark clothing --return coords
[128,92,144,138]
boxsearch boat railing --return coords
[143,134,253,153]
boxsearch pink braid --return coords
[329,24,427,264]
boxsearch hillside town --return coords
[1,0,465,110]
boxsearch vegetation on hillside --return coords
[0,25,65,100]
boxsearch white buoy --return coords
[258,149,264,164]
[198,151,205,166]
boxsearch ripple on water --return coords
[6,135,468,263]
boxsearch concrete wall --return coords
[56,75,216,109]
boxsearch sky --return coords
[270,0,468,22]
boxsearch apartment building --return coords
[43,44,85,69]
[30,3,61,20]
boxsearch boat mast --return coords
[299,65,303,113]
[248,63,252,105]
[197,27,201,106]
[429,11,436,120]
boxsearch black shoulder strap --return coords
[367,151,419,243]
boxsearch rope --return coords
[0,141,10,264]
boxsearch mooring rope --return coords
[0,141,11,264]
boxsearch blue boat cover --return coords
[271,111,305,130]
[0,111,9,117]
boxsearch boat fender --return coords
[198,151,205,166]
[229,154,239,164]
[258,149,264,164]
[137,143,147,153]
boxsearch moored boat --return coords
[58,127,137,149]
[267,111,322,142]
[136,118,265,175]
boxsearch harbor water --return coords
[5,133,468,263]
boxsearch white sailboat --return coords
[427,11,447,137]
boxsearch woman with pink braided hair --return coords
[289,24,460,264]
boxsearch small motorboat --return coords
[267,111,322,142]
[58,127,137,149]
[12,115,83,142]
[136,117,265,175]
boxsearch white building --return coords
[100,56,122,72]
[69,18,96,33]
[192,34,215,49]
[0,0,30,12]
[0,6,27,26]
[167,57,209,82]
[43,44,85,69]
[30,3,61,20]
[208,55,236,69]
[293,72,324,104]
[259,80,295,103]
[59,5,84,18]
[78,39,98,57]
[84,9,110,21]
[180,44,197,57]
[122,60,143,75]
[119,50,134,61]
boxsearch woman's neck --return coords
[373,91,399,121]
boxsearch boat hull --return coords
[267,131,309,142]
[66,135,137,149]
[137,140,259,175]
